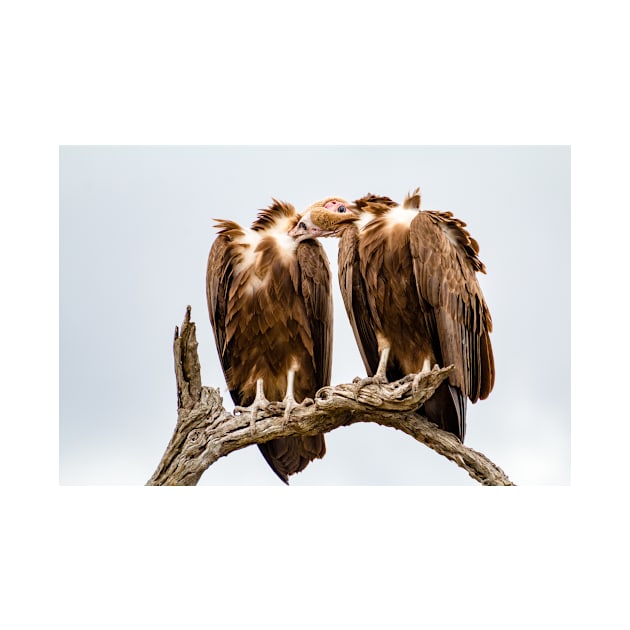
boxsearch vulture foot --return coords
[352,373,389,396]
[352,346,391,396]
[278,368,299,427]
[278,395,298,428]
[411,365,435,395]
[234,378,271,435]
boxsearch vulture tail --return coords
[423,382,467,443]
[258,435,326,484]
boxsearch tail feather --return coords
[423,382,467,442]
[258,435,326,484]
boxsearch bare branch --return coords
[147,308,515,486]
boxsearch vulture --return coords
[206,199,332,483]
[291,189,494,442]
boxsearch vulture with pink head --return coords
[292,189,494,441]
[206,200,332,483]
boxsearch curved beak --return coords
[289,212,337,240]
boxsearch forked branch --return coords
[147,307,514,486]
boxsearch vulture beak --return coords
[290,211,337,240]
[290,198,355,240]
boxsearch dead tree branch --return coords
[147,307,515,486]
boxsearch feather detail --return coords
[402,187,421,209]
[251,199,298,231]
[206,203,332,482]
[326,190,495,441]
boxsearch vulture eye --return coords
[338,205,346,213]
[298,222,307,231]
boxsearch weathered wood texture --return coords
[147,307,515,486]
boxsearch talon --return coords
[280,368,298,427]
[353,373,389,396]
[276,398,298,429]
[235,378,271,435]
[412,372,424,394]
[354,346,391,395]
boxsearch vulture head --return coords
[291,194,406,239]
[290,197,355,239]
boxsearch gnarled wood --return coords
[147,308,514,486]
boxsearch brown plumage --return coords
[296,190,494,442]
[206,199,332,483]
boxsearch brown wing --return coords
[409,211,495,402]
[206,232,241,404]
[296,239,333,390]
[338,225,380,376]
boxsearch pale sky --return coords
[60,145,570,486]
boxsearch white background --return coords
[3,1,628,629]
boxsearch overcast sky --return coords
[60,145,570,486]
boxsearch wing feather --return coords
[206,234,240,403]
[338,226,380,376]
[409,211,494,402]
[296,239,333,389]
